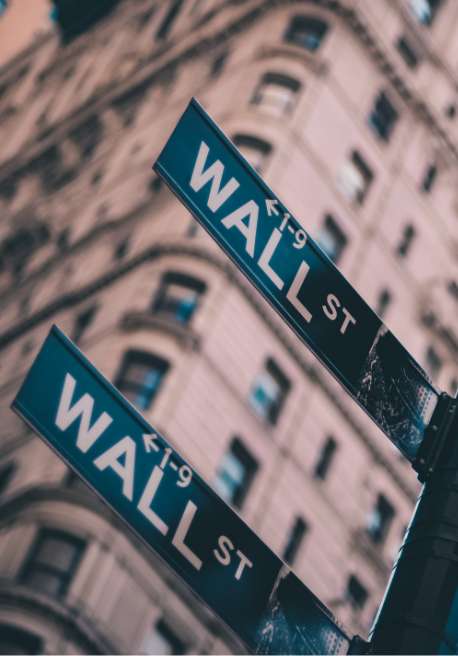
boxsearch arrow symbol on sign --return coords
[143,433,160,453]
[266,198,280,216]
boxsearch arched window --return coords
[284,15,329,52]
[115,350,169,410]
[19,528,86,599]
[232,134,272,173]
[251,72,301,116]
[153,271,206,324]
[0,625,43,655]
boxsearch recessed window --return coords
[19,529,85,598]
[376,288,392,319]
[421,163,437,193]
[115,350,169,410]
[72,304,98,344]
[367,494,395,544]
[396,35,419,68]
[114,237,130,260]
[396,224,416,258]
[0,1,8,16]
[282,517,308,566]
[426,345,442,380]
[284,14,329,52]
[368,91,399,142]
[338,150,374,205]
[0,625,43,655]
[210,50,229,78]
[409,0,442,26]
[249,358,291,425]
[317,214,347,264]
[232,134,272,173]
[347,575,368,610]
[0,461,15,497]
[156,0,184,40]
[153,271,206,324]
[214,437,258,509]
[314,436,337,480]
[141,619,186,655]
[251,72,301,116]
[445,104,456,119]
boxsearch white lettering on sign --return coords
[221,200,259,258]
[258,228,285,290]
[55,373,112,452]
[172,501,203,571]
[286,261,313,323]
[137,465,169,535]
[213,535,253,581]
[190,141,239,211]
[322,293,357,335]
[94,436,136,501]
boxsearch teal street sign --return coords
[153,98,440,464]
[12,326,350,655]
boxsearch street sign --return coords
[153,98,440,463]
[12,326,350,655]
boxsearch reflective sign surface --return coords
[154,98,439,461]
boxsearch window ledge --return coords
[253,44,328,76]
[120,311,201,351]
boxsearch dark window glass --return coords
[214,438,258,509]
[347,575,368,610]
[114,237,130,260]
[72,304,98,344]
[421,163,437,193]
[249,358,291,425]
[210,50,229,78]
[153,271,206,324]
[141,619,185,655]
[409,0,442,26]
[368,91,399,142]
[284,14,329,51]
[232,134,272,173]
[396,35,419,68]
[251,72,301,116]
[0,625,43,655]
[317,214,347,264]
[19,529,85,598]
[156,0,184,40]
[314,437,337,480]
[115,350,169,410]
[367,494,395,544]
[426,345,442,380]
[0,461,15,496]
[376,288,392,319]
[0,1,8,16]
[282,517,308,566]
[445,103,456,119]
[339,150,374,205]
[396,224,416,258]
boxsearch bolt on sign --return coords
[12,327,350,655]
[153,98,440,463]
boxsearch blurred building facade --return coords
[0,0,457,652]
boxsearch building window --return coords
[210,49,229,78]
[376,288,392,319]
[0,625,43,655]
[421,163,437,193]
[0,1,8,16]
[445,103,456,119]
[284,14,329,52]
[214,438,258,509]
[282,517,308,566]
[314,437,337,480]
[114,237,130,260]
[141,619,185,655]
[156,0,184,40]
[426,345,442,380]
[347,575,368,610]
[232,134,272,173]
[396,35,419,68]
[317,214,347,264]
[19,529,85,598]
[368,91,399,142]
[153,271,206,324]
[115,350,169,410]
[0,461,15,497]
[251,72,301,116]
[409,0,442,26]
[338,150,374,205]
[396,224,416,258]
[72,304,98,344]
[249,358,291,425]
[367,494,395,544]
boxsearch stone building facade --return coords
[0,0,457,652]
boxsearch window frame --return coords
[152,271,206,325]
[284,14,329,52]
[282,516,308,566]
[214,437,258,509]
[115,349,170,410]
[368,91,399,142]
[251,71,301,116]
